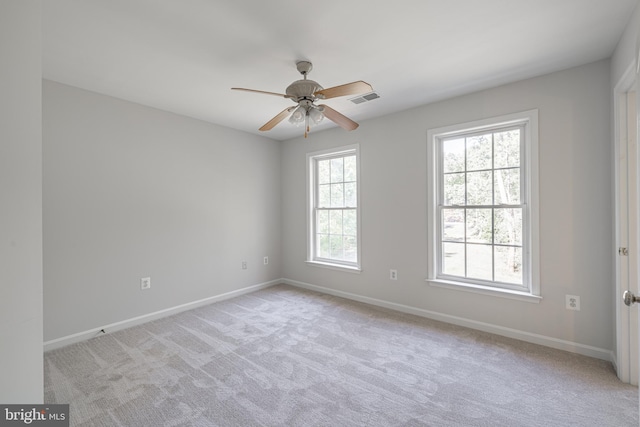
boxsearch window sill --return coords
[426,279,542,303]
[306,261,361,274]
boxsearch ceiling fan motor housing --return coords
[286,79,323,102]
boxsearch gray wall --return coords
[0,0,44,402]
[282,60,613,351]
[43,81,282,341]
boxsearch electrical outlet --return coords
[242,261,247,270]
[141,277,151,290]
[264,256,269,265]
[390,269,398,280]
[566,295,580,311]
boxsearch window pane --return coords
[466,134,492,171]
[494,168,520,205]
[444,173,465,205]
[329,210,343,235]
[467,244,492,281]
[344,236,357,262]
[318,160,331,184]
[494,129,520,169]
[467,171,492,205]
[330,235,344,259]
[317,210,329,234]
[442,208,464,242]
[317,234,330,258]
[345,182,357,207]
[318,184,331,208]
[432,113,535,292]
[330,158,344,183]
[330,183,344,207]
[466,208,492,244]
[343,209,357,236]
[344,156,356,182]
[495,246,523,284]
[443,137,465,173]
[443,242,465,276]
[494,208,522,246]
[311,149,359,267]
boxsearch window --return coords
[307,145,360,271]
[427,111,539,299]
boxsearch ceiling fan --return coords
[232,61,373,138]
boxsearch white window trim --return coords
[426,110,540,300]
[306,144,362,272]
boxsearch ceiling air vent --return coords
[350,91,380,104]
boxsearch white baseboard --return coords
[43,279,281,352]
[45,277,615,364]
[282,278,615,362]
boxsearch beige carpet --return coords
[44,284,638,426]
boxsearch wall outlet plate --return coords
[264,256,269,265]
[390,269,398,280]
[141,277,151,290]
[242,261,247,270]
[566,295,580,311]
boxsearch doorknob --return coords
[623,290,640,306]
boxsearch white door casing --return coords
[628,88,638,387]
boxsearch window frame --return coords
[427,110,540,301]
[306,144,361,272]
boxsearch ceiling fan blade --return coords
[314,81,373,99]
[259,107,295,131]
[320,105,359,131]
[232,87,292,98]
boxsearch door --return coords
[615,67,639,386]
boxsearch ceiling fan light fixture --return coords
[288,105,306,126]
[309,107,324,125]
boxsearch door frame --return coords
[614,60,638,384]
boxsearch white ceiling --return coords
[43,0,638,141]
